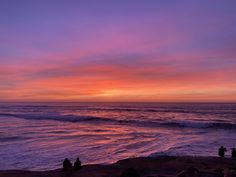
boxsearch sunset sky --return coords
[1,0,236,102]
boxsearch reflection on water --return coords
[0,102,236,170]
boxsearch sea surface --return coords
[0,102,236,170]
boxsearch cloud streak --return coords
[0,0,236,101]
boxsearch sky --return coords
[0,0,236,102]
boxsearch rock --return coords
[224,169,236,177]
[176,167,199,177]
[120,168,140,177]
[199,172,224,177]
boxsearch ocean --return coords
[0,102,236,170]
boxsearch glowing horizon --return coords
[1,0,236,102]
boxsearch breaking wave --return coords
[1,112,236,130]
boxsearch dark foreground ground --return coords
[0,156,236,177]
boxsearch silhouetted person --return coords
[73,157,81,171]
[63,158,72,171]
[120,168,140,177]
[218,146,227,157]
[232,148,236,158]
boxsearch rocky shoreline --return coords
[0,156,236,177]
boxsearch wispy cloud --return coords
[1,1,236,101]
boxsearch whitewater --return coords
[0,102,236,170]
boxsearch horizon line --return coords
[1,100,236,104]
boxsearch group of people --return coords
[62,147,235,171]
[218,146,236,158]
[63,157,81,171]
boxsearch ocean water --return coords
[0,102,236,170]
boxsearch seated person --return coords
[74,157,82,171]
[218,146,227,157]
[63,158,72,171]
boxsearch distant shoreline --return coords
[0,156,235,177]
[1,101,236,104]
